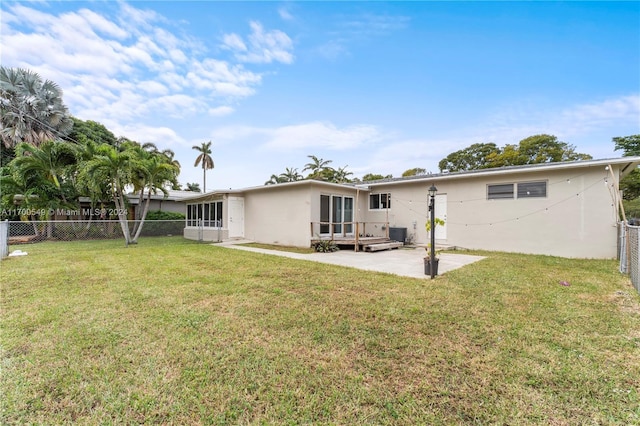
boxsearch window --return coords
[487,184,514,200]
[369,193,391,210]
[187,201,223,227]
[487,181,548,200]
[320,194,354,235]
[517,181,547,198]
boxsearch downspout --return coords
[607,164,626,223]
[386,193,389,239]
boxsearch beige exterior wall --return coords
[184,227,227,242]
[243,185,312,247]
[243,182,363,247]
[146,199,185,214]
[367,164,620,258]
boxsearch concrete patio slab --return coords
[216,240,485,279]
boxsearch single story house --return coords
[183,157,640,259]
[127,189,194,218]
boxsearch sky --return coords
[2,1,639,190]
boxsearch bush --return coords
[146,210,185,220]
[140,210,185,236]
[312,240,339,253]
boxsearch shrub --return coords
[141,210,185,236]
[146,210,185,220]
[312,240,339,253]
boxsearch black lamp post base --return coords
[424,258,439,276]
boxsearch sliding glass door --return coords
[320,195,354,236]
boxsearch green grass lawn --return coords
[1,237,639,424]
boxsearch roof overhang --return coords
[182,179,366,203]
[360,157,640,188]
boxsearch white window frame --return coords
[487,181,548,200]
[186,201,223,227]
[320,194,354,236]
[369,193,391,210]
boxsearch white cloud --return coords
[338,14,411,37]
[208,106,235,116]
[210,121,381,151]
[222,21,294,64]
[317,13,411,59]
[115,124,187,146]
[476,94,640,148]
[222,33,247,52]
[266,122,380,150]
[1,2,298,149]
[138,80,169,96]
[558,95,639,132]
[278,6,294,21]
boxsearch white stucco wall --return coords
[367,163,621,258]
[243,184,313,247]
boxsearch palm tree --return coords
[185,182,201,192]
[332,165,353,183]
[265,174,284,185]
[80,144,145,245]
[0,67,73,148]
[193,141,214,192]
[12,140,77,205]
[303,155,332,180]
[130,152,180,242]
[279,167,302,182]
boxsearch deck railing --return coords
[310,221,390,240]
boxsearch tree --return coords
[185,182,201,192]
[65,117,117,147]
[11,140,78,207]
[362,173,392,182]
[6,140,80,236]
[80,143,145,245]
[402,167,427,177]
[193,141,214,192]
[0,67,73,148]
[614,134,640,200]
[303,155,332,180]
[613,134,640,156]
[327,165,353,183]
[265,174,285,185]
[438,135,592,172]
[130,149,180,242]
[279,167,303,183]
[438,143,500,172]
[516,134,591,164]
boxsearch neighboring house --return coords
[183,157,640,259]
[127,189,194,218]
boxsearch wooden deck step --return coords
[363,241,404,252]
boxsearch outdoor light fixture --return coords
[428,184,438,278]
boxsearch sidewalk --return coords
[216,240,485,279]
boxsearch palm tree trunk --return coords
[131,189,145,235]
[203,163,206,193]
[131,192,152,243]
[113,188,132,245]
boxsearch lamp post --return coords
[428,184,438,278]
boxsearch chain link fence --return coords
[6,220,185,248]
[619,222,640,294]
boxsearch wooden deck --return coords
[311,236,404,252]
